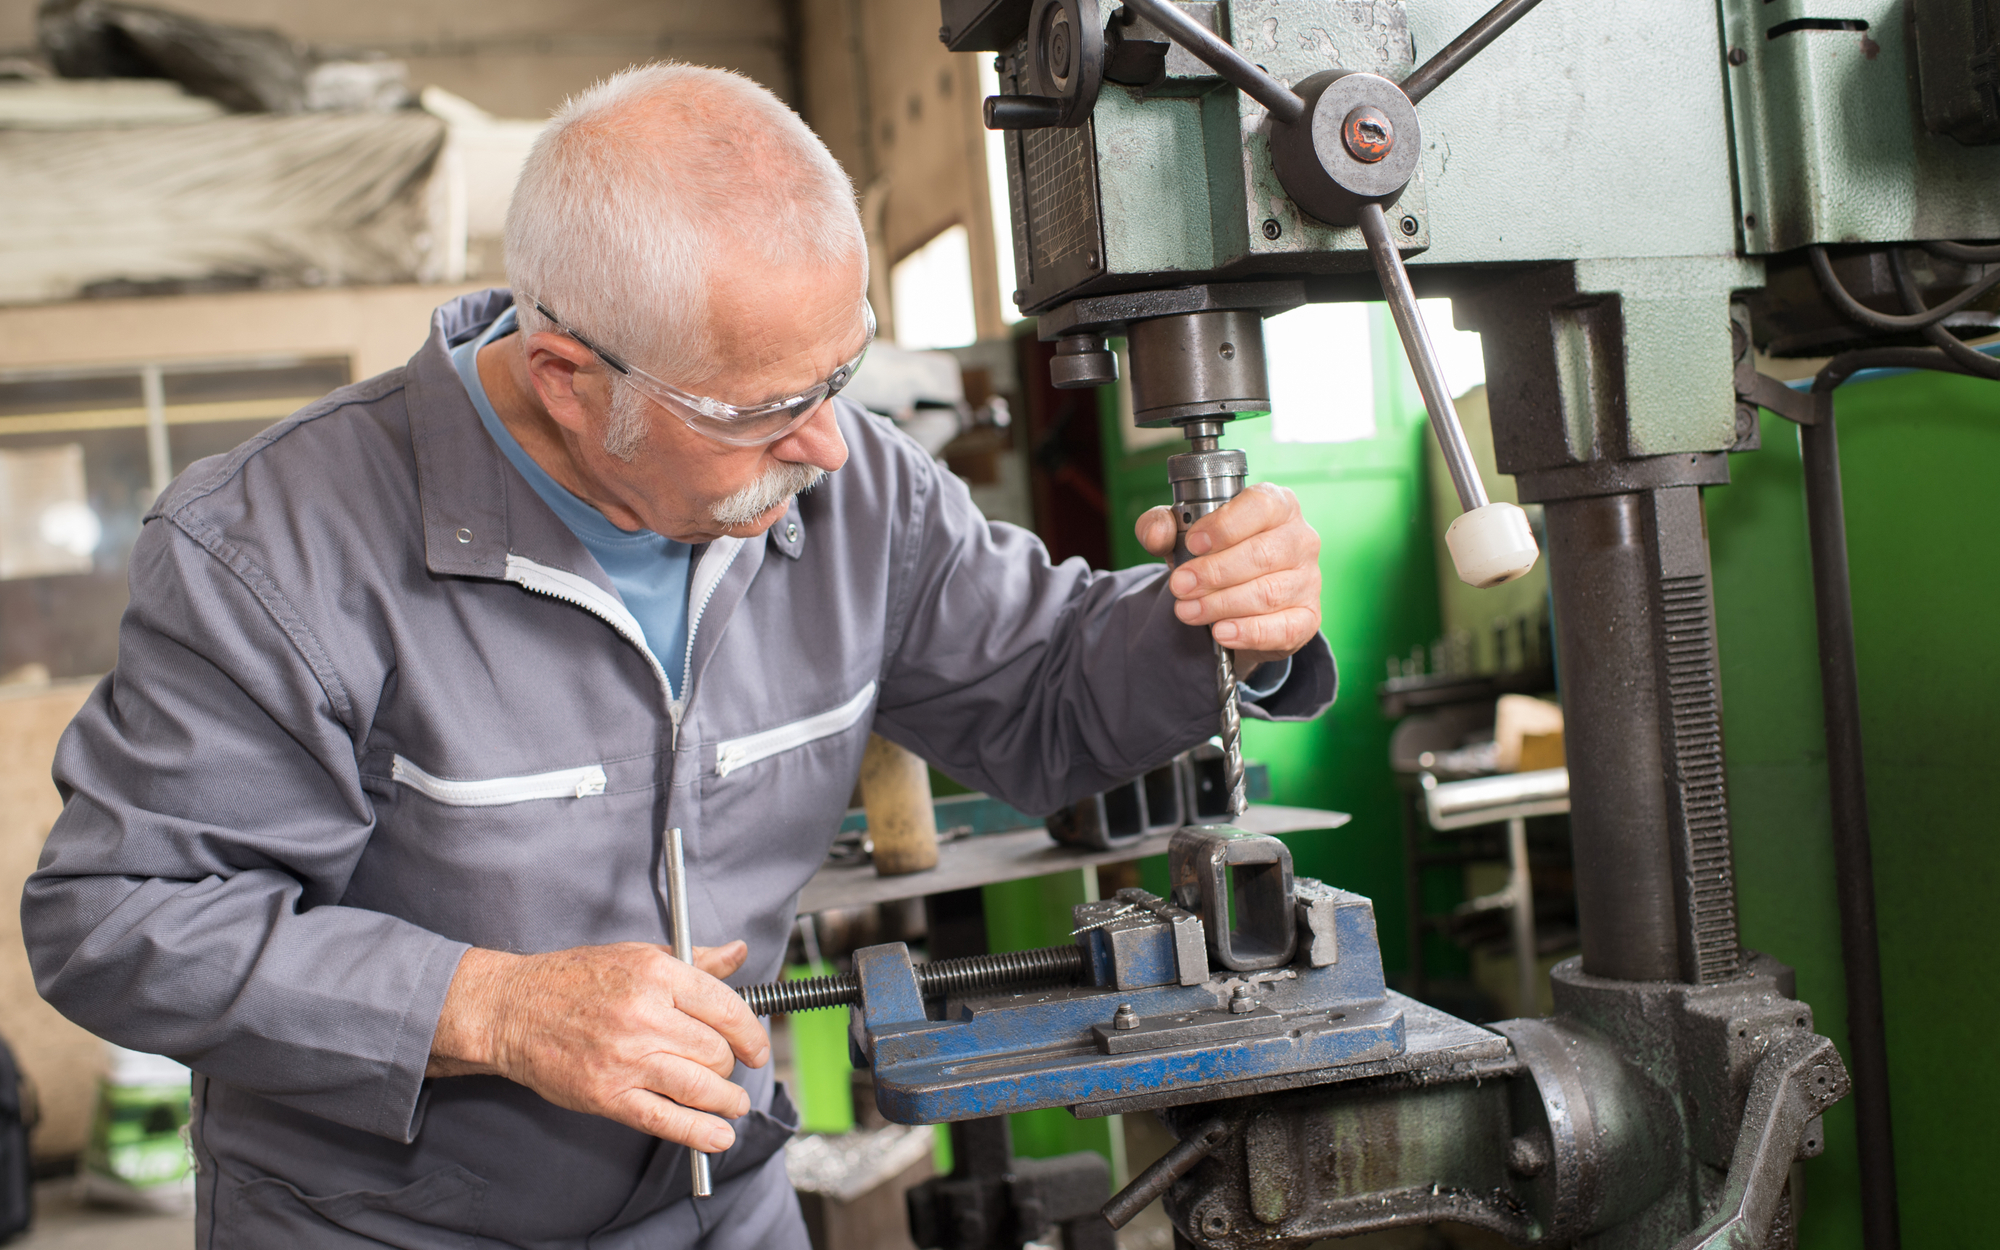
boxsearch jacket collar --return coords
[406,289,778,641]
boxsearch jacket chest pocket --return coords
[388,755,609,805]
[713,680,877,779]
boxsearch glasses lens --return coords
[682,391,827,447]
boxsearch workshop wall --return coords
[793,0,1007,343]
[0,0,791,120]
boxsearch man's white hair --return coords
[505,62,864,450]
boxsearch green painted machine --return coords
[889,0,2000,1246]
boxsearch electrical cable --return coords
[1922,239,2000,264]
[1807,245,2000,332]
[1887,250,2000,380]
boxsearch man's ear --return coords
[521,330,606,436]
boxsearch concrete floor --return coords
[12,1180,192,1250]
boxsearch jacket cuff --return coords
[1241,633,1336,722]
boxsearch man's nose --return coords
[771,398,848,473]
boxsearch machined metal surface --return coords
[665,828,713,1199]
[1127,309,1270,425]
[1269,72,1422,226]
[1540,487,1740,985]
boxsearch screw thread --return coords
[736,944,1085,1015]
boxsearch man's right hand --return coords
[428,940,770,1151]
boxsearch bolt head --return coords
[1261,218,1282,241]
[1342,105,1394,163]
[1728,46,1747,66]
[1113,1003,1139,1030]
[1400,215,1420,236]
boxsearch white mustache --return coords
[710,460,826,527]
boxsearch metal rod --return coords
[1357,202,1488,512]
[1102,1115,1236,1228]
[1797,418,1900,1250]
[1398,0,1546,104]
[736,943,1087,1016]
[665,827,713,1200]
[1506,816,1537,1017]
[1115,0,1306,125]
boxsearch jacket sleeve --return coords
[869,436,1334,816]
[20,515,467,1144]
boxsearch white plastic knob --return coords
[1446,502,1540,588]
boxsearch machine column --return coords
[1527,474,1740,985]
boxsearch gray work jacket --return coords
[22,288,1335,1248]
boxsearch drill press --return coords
[736,0,2000,1244]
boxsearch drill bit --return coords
[1213,642,1249,818]
[1168,421,1252,822]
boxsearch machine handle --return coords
[1399,0,1545,104]
[1115,0,1305,124]
[1358,202,1539,587]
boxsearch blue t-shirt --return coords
[452,308,695,698]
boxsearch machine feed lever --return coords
[1101,1114,1237,1228]
[1115,0,1304,123]
[1357,202,1539,589]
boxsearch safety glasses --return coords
[530,298,875,447]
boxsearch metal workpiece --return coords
[1169,825,1297,971]
[1126,309,1270,426]
[1541,487,1740,986]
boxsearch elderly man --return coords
[24,63,1332,1248]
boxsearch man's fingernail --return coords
[1170,570,1195,595]
[1187,531,1213,554]
[1215,621,1240,643]
[1175,599,1201,622]
[708,1130,733,1151]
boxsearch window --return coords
[0,356,348,680]
[891,225,979,351]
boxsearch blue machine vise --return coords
[847,825,1405,1123]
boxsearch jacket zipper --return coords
[673,537,743,724]
[504,539,743,740]
[503,554,675,708]
[391,754,607,805]
[714,680,878,778]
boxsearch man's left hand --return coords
[1136,482,1322,674]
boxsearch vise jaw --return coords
[849,826,1405,1124]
